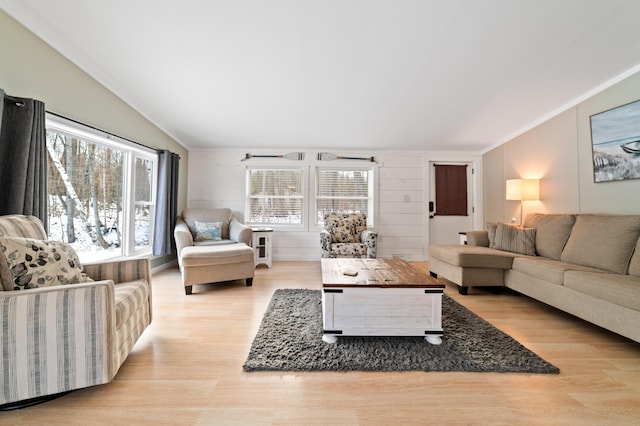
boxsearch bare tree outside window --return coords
[46,121,156,261]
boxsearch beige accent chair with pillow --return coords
[0,215,152,408]
[174,208,254,295]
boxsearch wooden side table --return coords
[252,228,273,268]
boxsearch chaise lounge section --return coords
[429,213,640,343]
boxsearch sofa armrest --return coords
[320,229,332,257]
[0,281,116,405]
[467,230,490,247]
[361,230,378,258]
[174,218,194,256]
[83,258,151,284]
[229,217,252,246]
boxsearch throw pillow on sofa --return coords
[486,222,498,248]
[0,236,93,291]
[494,222,536,256]
[325,215,356,243]
[193,221,223,242]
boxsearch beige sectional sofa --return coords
[429,213,640,343]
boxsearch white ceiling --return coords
[3,0,640,152]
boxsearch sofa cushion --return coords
[494,222,536,256]
[324,214,356,243]
[561,215,640,274]
[564,270,640,311]
[180,243,254,267]
[429,244,517,269]
[332,224,355,243]
[0,237,93,291]
[193,220,223,242]
[350,214,368,241]
[512,257,604,285]
[193,239,236,247]
[523,213,576,260]
[331,243,368,258]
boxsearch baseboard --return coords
[151,259,178,274]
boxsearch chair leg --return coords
[185,285,193,295]
[246,278,253,287]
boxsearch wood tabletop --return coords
[321,257,443,288]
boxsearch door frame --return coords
[424,155,483,259]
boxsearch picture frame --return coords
[590,99,640,183]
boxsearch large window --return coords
[46,115,157,262]
[246,167,304,226]
[315,168,374,226]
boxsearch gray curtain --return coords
[153,150,180,256]
[0,89,48,231]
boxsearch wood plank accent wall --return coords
[186,149,480,261]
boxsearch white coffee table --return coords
[321,258,444,345]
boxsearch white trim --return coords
[46,114,156,156]
[244,165,307,231]
[45,113,157,261]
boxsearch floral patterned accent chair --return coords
[320,212,377,258]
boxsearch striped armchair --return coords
[0,215,152,407]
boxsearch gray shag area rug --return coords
[243,289,559,374]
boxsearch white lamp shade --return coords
[506,179,539,201]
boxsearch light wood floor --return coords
[4,261,640,425]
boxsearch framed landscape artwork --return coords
[590,99,640,183]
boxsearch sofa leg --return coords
[490,286,502,295]
[185,286,193,295]
[246,278,253,287]
[429,271,438,278]
[458,286,469,295]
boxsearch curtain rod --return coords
[46,110,180,158]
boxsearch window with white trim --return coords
[46,114,157,262]
[246,167,305,226]
[315,167,374,226]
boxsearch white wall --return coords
[483,70,640,221]
[0,10,190,214]
[187,149,482,261]
[0,10,190,267]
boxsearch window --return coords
[246,167,304,226]
[46,114,157,262]
[315,168,374,226]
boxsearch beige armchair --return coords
[174,208,255,295]
[0,215,152,408]
[320,212,377,258]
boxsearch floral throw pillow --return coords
[0,237,94,291]
[193,221,223,242]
